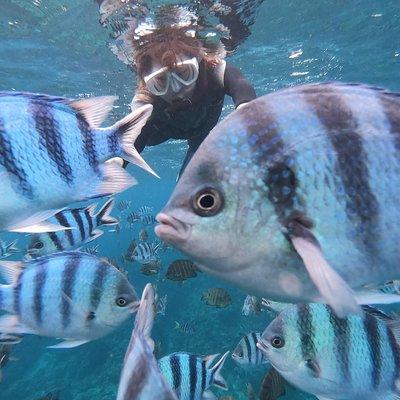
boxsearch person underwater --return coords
[116,25,256,176]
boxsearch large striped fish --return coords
[117,283,178,400]
[156,82,400,317]
[27,198,118,257]
[257,303,400,400]
[0,92,155,233]
[0,251,138,348]
[232,332,268,366]
[158,351,229,400]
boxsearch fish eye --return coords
[271,336,285,348]
[192,187,224,217]
[34,241,44,249]
[116,297,128,307]
[236,348,243,358]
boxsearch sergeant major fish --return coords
[232,332,268,366]
[156,82,400,317]
[158,351,229,400]
[132,242,160,265]
[257,303,400,400]
[0,92,155,233]
[117,283,178,400]
[27,198,118,257]
[0,251,138,348]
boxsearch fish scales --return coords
[0,92,153,232]
[259,303,400,399]
[156,82,400,313]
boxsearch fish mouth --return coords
[155,213,191,245]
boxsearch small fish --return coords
[202,288,232,308]
[380,280,400,295]
[0,239,19,259]
[139,228,149,242]
[0,344,12,382]
[166,259,198,282]
[127,211,140,227]
[0,251,139,348]
[131,242,160,265]
[118,200,131,212]
[158,351,229,399]
[0,333,22,344]
[82,244,100,255]
[27,199,118,257]
[241,295,262,316]
[232,332,268,366]
[259,369,286,400]
[155,82,400,317]
[156,294,167,316]
[174,321,195,335]
[116,283,178,400]
[140,260,162,276]
[0,92,155,234]
[139,214,157,226]
[258,303,400,400]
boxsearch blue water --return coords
[0,1,399,399]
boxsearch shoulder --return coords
[207,59,227,87]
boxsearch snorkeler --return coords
[98,2,258,175]
[130,26,256,175]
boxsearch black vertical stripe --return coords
[0,116,34,199]
[84,209,94,235]
[297,304,316,361]
[13,268,25,316]
[364,313,382,389]
[387,325,400,392]
[61,253,80,329]
[379,93,400,150]
[48,232,63,251]
[30,101,73,184]
[189,355,197,400]
[303,86,379,250]
[107,130,119,156]
[33,260,47,325]
[77,113,99,174]
[327,306,350,382]
[170,354,182,393]
[90,262,107,311]
[242,101,301,222]
[251,332,259,364]
[201,360,207,393]
[71,209,85,241]
[243,334,252,363]
[54,212,74,246]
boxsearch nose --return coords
[170,78,181,93]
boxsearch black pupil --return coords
[272,337,283,348]
[35,242,43,249]
[199,194,215,209]
[117,298,126,306]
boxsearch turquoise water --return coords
[0,1,399,399]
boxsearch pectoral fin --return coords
[286,220,360,318]
[260,368,286,400]
[47,339,90,349]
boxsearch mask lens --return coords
[175,64,194,82]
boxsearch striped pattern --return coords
[33,260,47,325]
[90,262,108,312]
[77,113,99,174]
[303,86,379,251]
[30,100,73,185]
[54,212,75,246]
[61,254,80,329]
[0,116,34,198]
[108,130,119,156]
[72,209,86,241]
[364,312,382,389]
[233,332,267,365]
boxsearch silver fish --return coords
[116,283,178,400]
[132,242,160,265]
[242,295,262,316]
[156,82,400,317]
[27,199,118,257]
[232,332,268,366]
[0,251,138,348]
[258,303,400,400]
[0,92,155,234]
[0,239,18,259]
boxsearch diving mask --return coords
[144,57,199,96]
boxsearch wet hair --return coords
[132,27,225,102]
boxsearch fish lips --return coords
[256,338,270,356]
[155,213,191,246]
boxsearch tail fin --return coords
[5,240,19,255]
[210,351,229,390]
[112,104,159,178]
[96,198,118,226]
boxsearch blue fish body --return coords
[0,92,153,233]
